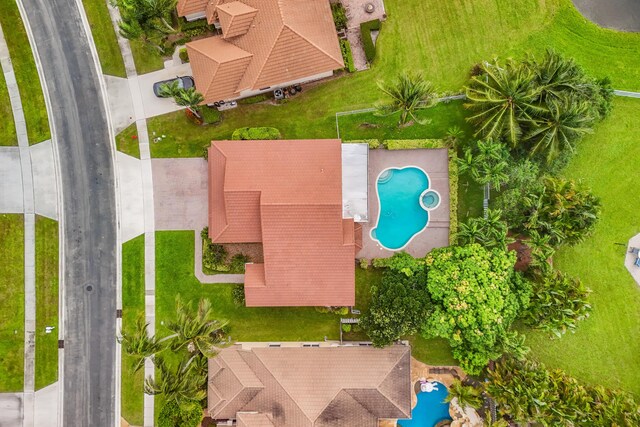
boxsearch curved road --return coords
[572,0,640,32]
[22,0,117,425]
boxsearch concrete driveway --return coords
[0,393,23,427]
[152,158,208,231]
[137,63,193,119]
[572,0,640,31]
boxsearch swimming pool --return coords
[371,166,440,250]
[398,381,452,427]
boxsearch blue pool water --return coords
[398,382,452,427]
[371,167,439,250]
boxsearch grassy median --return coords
[81,0,127,77]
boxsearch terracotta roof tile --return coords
[237,412,275,427]
[184,0,343,103]
[208,345,411,426]
[177,0,208,17]
[208,140,355,307]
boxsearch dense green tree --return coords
[458,139,511,189]
[494,160,541,224]
[421,244,531,374]
[465,59,543,146]
[457,209,512,249]
[376,72,436,125]
[117,0,177,49]
[371,251,425,277]
[522,271,591,337]
[445,379,484,410]
[361,270,431,347]
[487,357,640,426]
[521,176,601,247]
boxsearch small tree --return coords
[457,209,512,249]
[376,72,436,126]
[144,356,207,406]
[118,315,163,373]
[445,379,483,411]
[458,139,511,190]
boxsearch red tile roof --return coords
[184,0,343,103]
[208,140,356,307]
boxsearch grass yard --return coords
[0,1,50,144]
[34,216,58,390]
[0,215,24,392]
[130,40,164,75]
[121,235,145,426]
[0,71,17,146]
[81,0,126,77]
[524,98,640,396]
[116,122,140,158]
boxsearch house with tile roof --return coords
[178,0,344,104]
[207,343,412,426]
[208,139,365,307]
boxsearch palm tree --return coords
[526,49,589,103]
[376,72,436,126]
[118,315,163,373]
[164,296,228,358]
[158,80,181,98]
[498,331,530,361]
[445,379,483,411]
[457,209,512,249]
[174,88,205,116]
[465,59,545,146]
[525,97,594,163]
[144,356,207,405]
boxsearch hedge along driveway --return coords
[0,1,51,144]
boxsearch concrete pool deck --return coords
[357,148,450,259]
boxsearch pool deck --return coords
[358,148,450,259]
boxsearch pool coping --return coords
[370,165,440,252]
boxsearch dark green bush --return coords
[197,106,221,125]
[201,227,228,274]
[231,127,282,140]
[341,323,351,333]
[229,253,250,272]
[179,48,189,63]
[239,93,271,104]
[360,19,381,63]
[158,401,202,427]
[179,17,213,32]
[331,3,348,30]
[232,284,245,307]
[339,39,356,72]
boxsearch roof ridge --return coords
[237,24,285,93]
[311,386,349,422]
[375,347,412,417]
[251,349,314,424]
[283,23,344,68]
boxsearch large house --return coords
[207,343,412,426]
[178,0,344,104]
[208,139,367,307]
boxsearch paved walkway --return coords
[614,90,640,98]
[106,3,157,425]
[0,21,36,427]
[625,234,640,286]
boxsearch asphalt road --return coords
[21,0,117,425]
[572,0,640,32]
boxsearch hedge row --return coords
[231,127,281,140]
[344,139,381,149]
[360,19,381,63]
[340,39,356,73]
[383,139,444,150]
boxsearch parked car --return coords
[152,76,195,97]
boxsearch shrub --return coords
[360,19,381,63]
[239,94,271,105]
[344,139,380,149]
[314,306,349,315]
[331,3,348,30]
[339,39,356,72]
[384,139,445,150]
[179,17,213,32]
[341,323,352,333]
[231,127,281,140]
[197,106,221,125]
[359,258,369,269]
[229,253,250,273]
[372,252,424,276]
[158,401,202,427]
[232,284,245,307]
[179,48,189,63]
[201,227,228,273]
[448,149,459,245]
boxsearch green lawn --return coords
[121,235,145,426]
[0,71,17,146]
[82,0,127,77]
[524,97,640,396]
[34,216,58,390]
[0,1,50,144]
[116,122,140,158]
[130,40,164,75]
[0,215,24,392]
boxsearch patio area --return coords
[340,0,387,70]
[357,148,450,259]
[625,233,640,286]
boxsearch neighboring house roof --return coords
[185,0,343,103]
[208,345,412,426]
[208,139,357,307]
[177,0,208,17]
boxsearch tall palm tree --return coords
[525,97,594,163]
[118,315,163,373]
[144,356,207,405]
[376,72,436,125]
[174,88,205,116]
[465,59,545,146]
[445,379,484,411]
[526,49,589,103]
[164,296,228,358]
